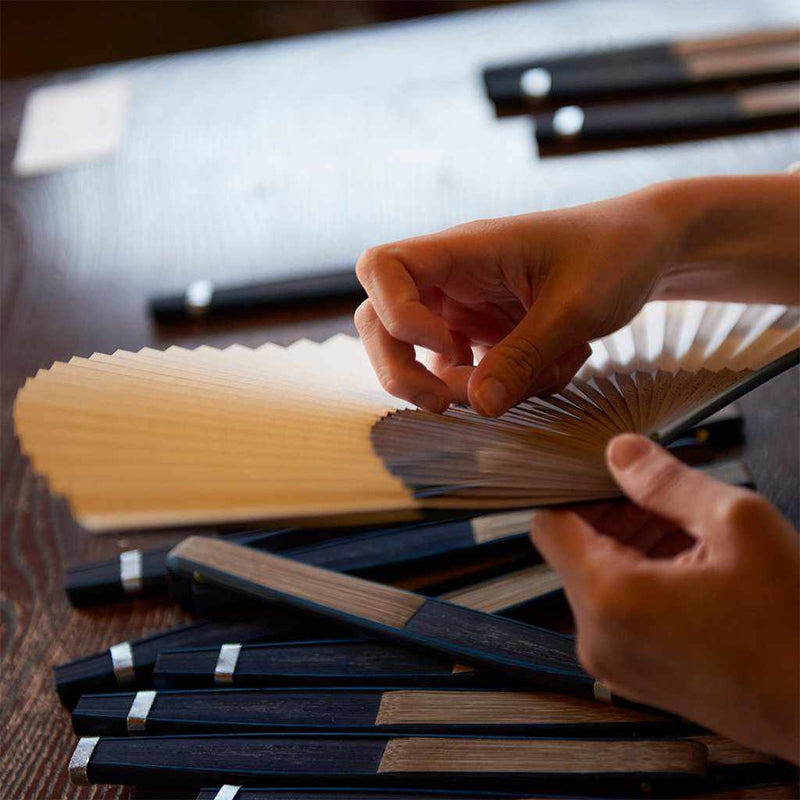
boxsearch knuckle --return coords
[715,490,769,530]
[380,374,408,400]
[356,244,393,283]
[561,302,596,334]
[372,364,394,392]
[372,362,409,398]
[631,458,685,508]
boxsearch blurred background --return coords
[2,0,798,347]
[2,1,515,78]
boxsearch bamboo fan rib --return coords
[373,301,799,506]
[13,302,799,531]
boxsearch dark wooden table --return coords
[2,3,798,798]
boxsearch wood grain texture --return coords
[1,1,798,797]
[169,537,426,629]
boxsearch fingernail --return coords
[607,435,652,470]
[415,393,446,413]
[474,377,508,416]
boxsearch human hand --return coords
[567,497,693,561]
[530,434,800,763]
[355,174,798,416]
[355,188,674,415]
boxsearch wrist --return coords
[641,173,800,304]
[636,178,712,299]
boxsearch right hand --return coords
[531,434,800,763]
[354,186,675,416]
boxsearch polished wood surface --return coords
[1,2,798,798]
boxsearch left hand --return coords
[530,434,800,763]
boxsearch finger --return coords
[437,297,519,347]
[529,342,593,397]
[356,247,454,355]
[527,501,614,557]
[529,510,641,605]
[467,295,591,416]
[606,434,742,536]
[429,332,475,404]
[354,300,450,412]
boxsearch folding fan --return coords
[13,300,799,531]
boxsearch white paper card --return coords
[13,77,129,177]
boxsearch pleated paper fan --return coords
[13,300,799,532]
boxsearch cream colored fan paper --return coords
[13,301,799,531]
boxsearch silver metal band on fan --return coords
[119,549,143,594]
[68,736,99,785]
[213,787,242,800]
[127,690,157,733]
[520,67,552,99]
[109,641,136,689]
[552,105,585,137]
[185,279,214,317]
[593,680,612,702]
[214,643,242,685]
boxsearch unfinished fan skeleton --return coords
[13,300,799,531]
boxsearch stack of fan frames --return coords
[482,28,800,153]
[13,299,798,797]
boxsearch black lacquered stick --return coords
[195,791,543,800]
[152,638,502,691]
[72,685,689,738]
[154,557,567,692]
[55,545,546,708]
[66,511,533,609]
[484,28,800,113]
[187,512,539,617]
[149,269,364,324]
[534,82,800,146]
[167,538,601,700]
[191,785,797,800]
[68,732,708,793]
[66,528,297,606]
[53,609,333,710]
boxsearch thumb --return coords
[468,302,591,415]
[606,434,740,536]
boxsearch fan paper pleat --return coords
[13,301,799,531]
